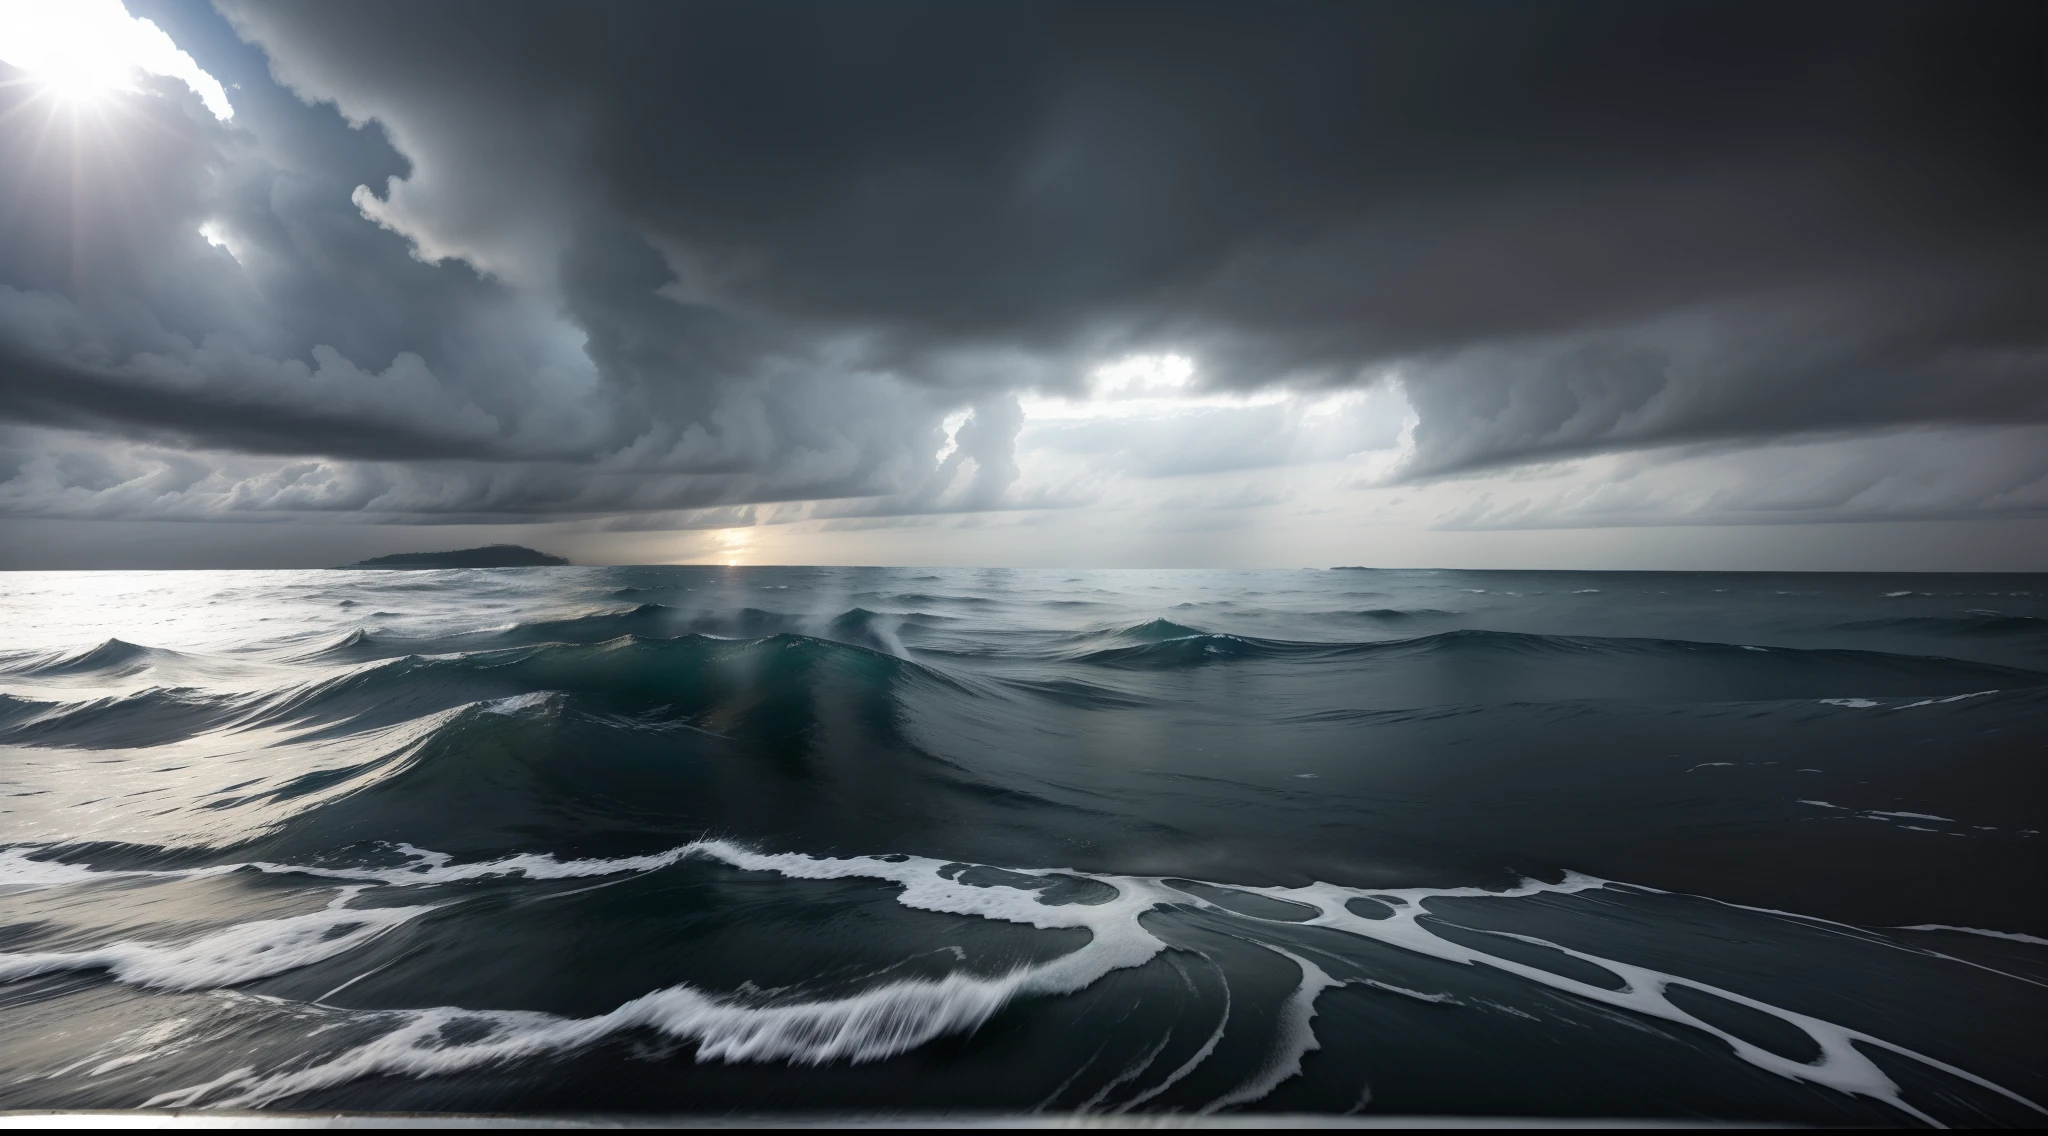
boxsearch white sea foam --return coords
[1361,979,1458,1004]
[1216,876,2040,1126]
[1199,946,1344,1112]
[1795,803,1975,830]
[1894,925,2048,947]
[482,691,557,715]
[1897,690,1996,710]
[147,846,1180,1107]
[0,890,430,991]
[0,842,698,893]
[30,838,2038,1123]
[1819,698,1880,708]
[0,846,115,889]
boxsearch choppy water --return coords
[0,567,2044,1124]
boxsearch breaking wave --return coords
[0,840,2035,1125]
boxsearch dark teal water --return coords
[0,567,2043,1123]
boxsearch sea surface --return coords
[0,567,2043,1124]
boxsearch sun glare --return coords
[713,527,752,566]
[0,0,232,119]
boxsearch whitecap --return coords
[0,890,430,991]
[38,839,2041,1124]
[481,691,558,715]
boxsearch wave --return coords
[0,686,258,748]
[1057,619,1331,668]
[1836,613,2048,637]
[1,638,192,679]
[306,603,953,664]
[0,629,982,759]
[1064,621,2048,688]
[1072,633,1305,668]
[291,632,969,732]
[856,592,999,608]
[16,624,2037,755]
[305,604,704,659]
[10,620,2042,764]
[5,840,2036,1124]
[0,888,431,991]
[995,677,1156,711]
[0,627,1111,858]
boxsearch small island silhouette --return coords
[342,544,570,569]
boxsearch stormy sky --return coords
[0,0,2042,569]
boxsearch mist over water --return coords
[0,566,2043,1123]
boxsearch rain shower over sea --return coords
[0,566,2043,1123]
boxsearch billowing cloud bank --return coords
[0,0,2042,565]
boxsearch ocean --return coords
[0,566,2042,1124]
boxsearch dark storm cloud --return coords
[0,56,599,465]
[215,0,2046,474]
[0,0,2042,530]
[0,26,955,517]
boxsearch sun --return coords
[0,0,129,105]
[29,56,126,107]
[0,0,233,119]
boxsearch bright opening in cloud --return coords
[198,221,240,263]
[1022,353,1293,422]
[934,409,971,463]
[1093,353,1195,397]
[0,0,233,120]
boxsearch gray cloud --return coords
[218,0,2045,467]
[0,0,2042,555]
[1427,426,2048,530]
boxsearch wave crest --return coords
[7,838,2029,1123]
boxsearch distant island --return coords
[342,545,571,569]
